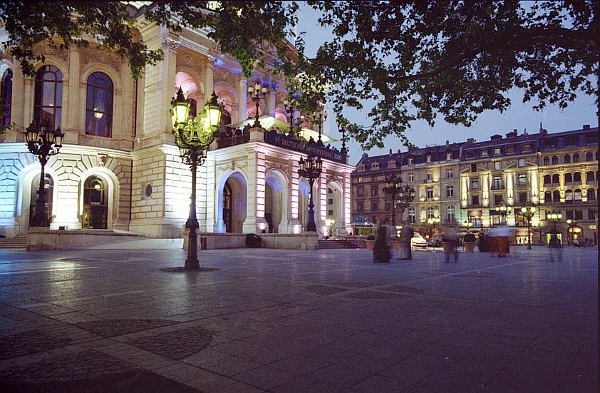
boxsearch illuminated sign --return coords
[265,131,347,164]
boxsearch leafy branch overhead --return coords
[307,0,598,149]
[0,1,299,79]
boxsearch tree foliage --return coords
[307,0,598,149]
[0,1,299,79]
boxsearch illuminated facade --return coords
[0,8,353,239]
[352,126,598,245]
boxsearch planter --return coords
[464,242,476,252]
[366,239,375,250]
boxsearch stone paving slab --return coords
[0,243,597,392]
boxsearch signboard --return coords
[264,131,347,164]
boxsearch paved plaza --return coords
[0,240,597,393]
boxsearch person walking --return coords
[398,224,414,260]
[549,233,563,262]
[373,218,392,263]
[442,225,459,263]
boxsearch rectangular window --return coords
[328,198,333,205]
[357,201,364,212]
[471,179,479,189]
[522,144,531,152]
[371,186,378,196]
[446,186,454,197]
[426,188,434,200]
[494,194,504,205]
[519,192,527,203]
[328,210,333,216]
[494,161,501,170]
[471,163,477,172]
[518,158,525,167]
[472,196,480,205]
[589,210,598,220]
[446,169,453,178]
[408,173,414,182]
[371,202,378,212]
[575,210,583,220]
[506,146,515,154]
[446,152,452,160]
[518,174,527,185]
[494,148,501,155]
[357,186,364,196]
[466,152,474,159]
[493,175,503,189]
[481,150,488,157]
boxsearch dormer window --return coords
[387,160,396,169]
[446,152,452,160]
[358,164,365,171]
[407,157,414,165]
[371,162,379,170]
[426,155,432,163]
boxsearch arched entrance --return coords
[567,225,583,246]
[83,175,108,229]
[219,173,247,233]
[265,173,284,233]
[298,180,310,232]
[29,173,53,228]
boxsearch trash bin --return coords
[246,233,261,248]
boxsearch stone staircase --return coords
[318,238,366,249]
[0,235,28,249]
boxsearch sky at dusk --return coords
[294,5,598,165]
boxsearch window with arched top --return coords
[543,175,551,185]
[587,188,596,201]
[553,190,560,202]
[86,72,114,137]
[83,175,108,229]
[552,174,559,183]
[563,154,570,164]
[552,156,558,164]
[565,190,573,203]
[1,68,12,127]
[573,172,581,182]
[587,171,595,182]
[574,189,582,201]
[543,157,549,165]
[544,191,551,203]
[573,153,580,162]
[586,152,593,161]
[564,173,572,183]
[34,65,63,129]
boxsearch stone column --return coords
[204,55,215,101]
[238,79,248,123]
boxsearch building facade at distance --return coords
[0,5,354,240]
[352,125,598,246]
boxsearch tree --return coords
[306,0,598,149]
[0,1,299,79]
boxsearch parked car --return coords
[427,237,442,248]
[411,233,428,249]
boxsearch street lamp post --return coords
[547,211,562,232]
[521,206,536,250]
[382,173,403,228]
[248,82,267,128]
[498,201,511,225]
[171,88,222,270]
[396,184,416,225]
[298,155,322,232]
[427,216,441,238]
[283,93,299,137]
[24,119,64,227]
[309,104,327,146]
[339,127,348,154]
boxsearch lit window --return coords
[86,72,114,137]
[0,68,12,127]
[34,65,63,129]
[518,174,527,185]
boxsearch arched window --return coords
[573,153,580,162]
[564,173,572,183]
[0,68,12,127]
[586,171,595,182]
[565,190,573,203]
[564,154,570,163]
[574,189,582,202]
[573,172,581,183]
[34,65,63,129]
[552,156,558,164]
[86,72,114,137]
[552,174,559,184]
[543,156,549,165]
[586,152,593,161]
[587,188,596,201]
[544,191,551,203]
[553,190,560,203]
[543,175,551,185]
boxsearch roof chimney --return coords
[583,124,590,130]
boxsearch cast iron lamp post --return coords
[382,173,403,228]
[463,220,473,230]
[339,127,348,154]
[298,155,322,232]
[248,82,267,128]
[171,88,222,270]
[24,118,64,227]
[396,184,416,225]
[520,206,536,250]
[547,211,562,232]
[283,93,299,137]
[427,216,441,237]
[498,201,511,225]
[309,104,327,146]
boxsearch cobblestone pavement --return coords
[0,240,597,392]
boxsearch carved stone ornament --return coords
[163,37,180,52]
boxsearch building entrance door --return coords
[83,175,108,229]
[223,182,232,233]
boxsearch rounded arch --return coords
[325,180,343,233]
[265,169,289,233]
[34,56,70,81]
[215,170,247,233]
[16,162,59,231]
[214,81,237,117]
[175,69,203,109]
[78,167,120,230]
[80,63,123,91]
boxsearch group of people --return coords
[477,226,513,258]
[372,218,414,263]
